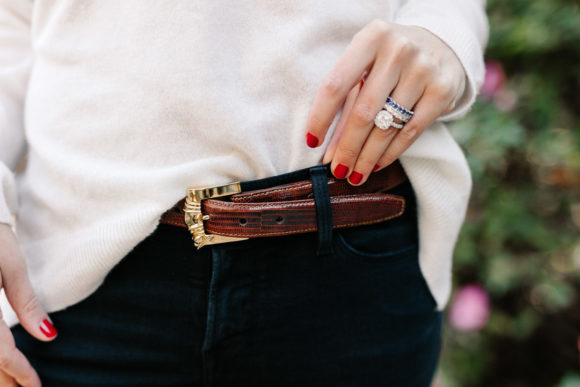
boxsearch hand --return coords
[305,19,467,185]
[0,223,58,387]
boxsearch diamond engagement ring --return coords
[374,110,404,131]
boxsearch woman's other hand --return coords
[305,19,467,185]
[0,223,57,387]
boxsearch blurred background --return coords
[436,0,580,386]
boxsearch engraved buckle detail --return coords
[184,182,248,249]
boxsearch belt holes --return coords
[239,218,247,226]
[275,216,284,224]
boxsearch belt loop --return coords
[309,165,333,256]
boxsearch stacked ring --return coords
[385,97,414,121]
[384,103,411,123]
[373,97,414,131]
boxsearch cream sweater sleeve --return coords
[0,0,33,227]
[395,0,489,120]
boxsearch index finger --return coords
[304,23,384,147]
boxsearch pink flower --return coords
[480,60,506,99]
[448,283,491,332]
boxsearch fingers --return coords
[322,79,364,164]
[305,21,386,147]
[0,320,42,387]
[0,224,58,342]
[0,224,48,385]
[328,50,404,181]
[374,60,453,169]
[347,65,426,185]
[3,266,58,342]
[306,21,467,185]
[376,85,455,168]
[347,126,399,184]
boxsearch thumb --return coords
[3,269,58,341]
[0,225,57,342]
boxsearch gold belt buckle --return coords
[184,182,249,249]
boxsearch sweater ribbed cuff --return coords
[395,6,486,121]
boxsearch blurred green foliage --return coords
[440,0,580,386]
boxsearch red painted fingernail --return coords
[40,318,57,338]
[306,133,318,148]
[373,164,380,172]
[334,164,349,179]
[349,171,363,185]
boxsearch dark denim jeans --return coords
[12,164,442,386]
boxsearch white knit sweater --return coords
[0,0,487,327]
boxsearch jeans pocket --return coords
[333,204,418,259]
[332,211,438,313]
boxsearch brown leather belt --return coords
[160,161,408,249]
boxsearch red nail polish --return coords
[349,171,363,184]
[334,164,349,179]
[40,318,57,338]
[306,133,318,148]
[373,164,380,172]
